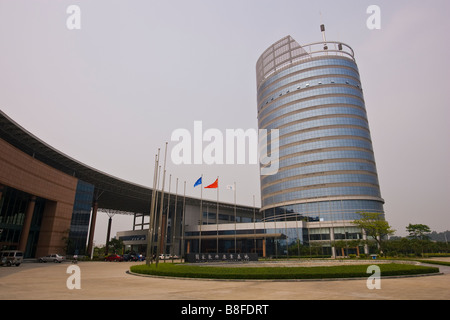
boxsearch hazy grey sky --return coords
[1,0,449,243]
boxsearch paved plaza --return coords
[1,259,449,300]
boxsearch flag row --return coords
[193,177,235,190]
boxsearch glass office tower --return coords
[256,35,385,225]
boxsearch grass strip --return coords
[414,260,450,267]
[130,263,439,280]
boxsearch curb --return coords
[125,270,444,283]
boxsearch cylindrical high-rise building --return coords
[256,34,385,226]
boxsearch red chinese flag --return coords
[204,178,218,189]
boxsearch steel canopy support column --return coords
[105,214,114,255]
[87,200,98,256]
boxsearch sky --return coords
[0,0,449,244]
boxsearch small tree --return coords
[406,224,431,240]
[353,212,395,256]
[107,238,124,254]
[406,224,431,257]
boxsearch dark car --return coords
[104,254,124,262]
[123,254,139,262]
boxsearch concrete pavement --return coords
[0,259,449,300]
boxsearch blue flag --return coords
[194,177,202,187]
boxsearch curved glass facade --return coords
[256,36,384,222]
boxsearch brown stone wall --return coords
[35,201,75,257]
[0,138,78,256]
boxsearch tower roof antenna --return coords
[319,12,328,50]
[320,24,326,42]
[320,24,328,50]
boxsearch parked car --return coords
[38,254,64,263]
[159,254,171,260]
[123,254,139,262]
[104,254,124,262]
[0,250,23,266]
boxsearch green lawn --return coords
[130,263,439,280]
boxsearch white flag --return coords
[226,184,235,190]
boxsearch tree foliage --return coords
[107,238,124,254]
[406,223,431,240]
[352,212,395,255]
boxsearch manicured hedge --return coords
[130,263,439,280]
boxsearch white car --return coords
[38,254,64,263]
[159,254,171,260]
[0,250,23,266]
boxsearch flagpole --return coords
[216,202,218,254]
[163,174,171,263]
[181,181,186,262]
[199,174,203,254]
[253,194,256,255]
[146,150,159,266]
[203,177,218,254]
[234,181,237,254]
[155,142,168,268]
[171,178,178,263]
[151,164,161,262]
[285,206,288,259]
[216,176,219,254]
[263,206,266,258]
[150,164,162,263]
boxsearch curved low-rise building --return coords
[0,110,257,258]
